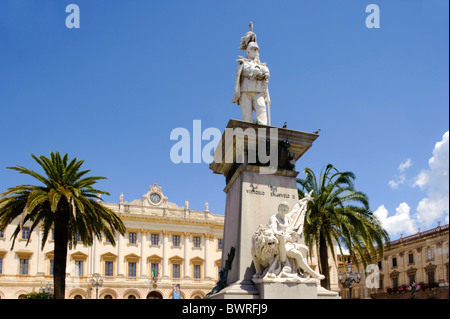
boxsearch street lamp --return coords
[338,263,361,299]
[39,282,53,298]
[90,273,103,299]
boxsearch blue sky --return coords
[0,0,448,240]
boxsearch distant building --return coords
[0,184,224,299]
[337,224,449,299]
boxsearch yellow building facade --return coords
[337,224,449,299]
[0,184,224,299]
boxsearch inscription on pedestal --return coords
[245,184,296,199]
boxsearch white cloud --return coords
[414,131,449,228]
[374,203,417,237]
[388,174,406,189]
[379,132,449,238]
[398,158,412,172]
[388,158,412,189]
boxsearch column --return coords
[399,251,406,286]
[117,231,123,277]
[140,230,147,277]
[183,232,190,278]
[162,230,169,278]
[36,227,41,275]
[93,237,99,274]
[204,233,212,279]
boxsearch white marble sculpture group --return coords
[251,191,325,283]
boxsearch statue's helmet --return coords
[246,41,259,51]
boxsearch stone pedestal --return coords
[207,120,338,299]
[256,282,340,299]
[256,282,317,299]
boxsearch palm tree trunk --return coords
[53,213,69,299]
[319,235,330,290]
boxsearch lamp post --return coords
[338,263,361,299]
[90,273,103,299]
[39,282,53,299]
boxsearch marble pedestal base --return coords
[255,281,340,299]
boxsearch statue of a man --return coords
[268,199,324,280]
[232,22,271,125]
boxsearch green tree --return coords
[25,291,54,299]
[297,164,389,290]
[0,152,125,299]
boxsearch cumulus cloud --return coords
[378,132,449,238]
[374,203,417,237]
[413,131,449,228]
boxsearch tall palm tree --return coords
[0,152,125,299]
[297,164,389,290]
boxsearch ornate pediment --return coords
[390,270,400,278]
[142,184,168,207]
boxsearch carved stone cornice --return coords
[390,270,400,278]
[424,263,437,271]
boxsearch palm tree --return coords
[297,164,389,290]
[0,152,125,299]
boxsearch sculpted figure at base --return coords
[232,22,271,125]
[251,191,325,283]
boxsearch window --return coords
[193,236,201,248]
[218,239,223,250]
[22,227,30,240]
[377,261,382,270]
[75,261,83,276]
[427,271,435,284]
[409,274,415,286]
[20,259,29,275]
[392,277,398,289]
[392,257,397,267]
[194,265,201,279]
[151,263,159,278]
[426,249,434,261]
[151,234,159,246]
[0,258,3,274]
[128,262,136,277]
[50,260,54,275]
[105,261,114,277]
[0,230,4,239]
[173,235,180,247]
[129,232,137,244]
[173,264,180,279]
[77,232,82,242]
[408,253,414,264]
